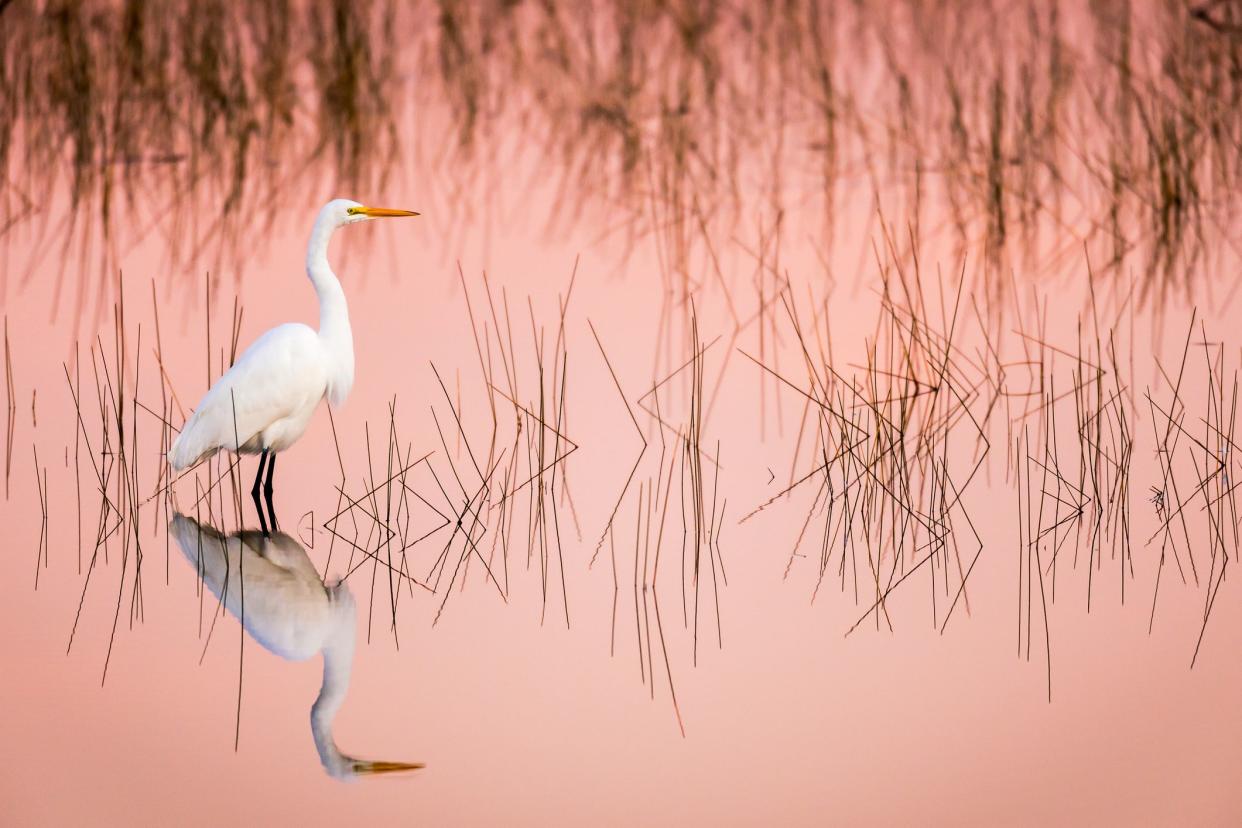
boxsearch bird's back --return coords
[168,323,328,470]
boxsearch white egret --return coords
[170,513,423,778]
[168,199,418,527]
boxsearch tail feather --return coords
[168,410,218,470]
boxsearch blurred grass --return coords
[0,0,1240,316]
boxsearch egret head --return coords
[323,198,419,229]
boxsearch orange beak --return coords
[357,206,420,218]
[354,759,426,775]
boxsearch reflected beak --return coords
[354,759,425,775]
[357,206,420,218]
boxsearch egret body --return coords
[168,199,417,527]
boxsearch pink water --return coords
[4,60,1242,828]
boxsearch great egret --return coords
[170,512,423,778]
[168,199,418,529]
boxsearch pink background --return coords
[3,7,1242,815]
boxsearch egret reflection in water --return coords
[170,514,423,779]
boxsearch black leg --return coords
[252,450,270,535]
[264,452,278,531]
[251,450,268,502]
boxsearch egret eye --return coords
[346,206,361,215]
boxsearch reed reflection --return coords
[170,513,422,780]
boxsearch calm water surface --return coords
[4,4,1242,824]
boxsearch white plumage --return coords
[168,198,416,476]
[168,323,330,468]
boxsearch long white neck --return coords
[306,211,355,406]
[310,600,358,779]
